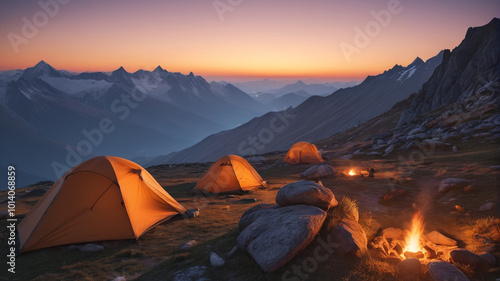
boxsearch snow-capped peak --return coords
[20,60,63,80]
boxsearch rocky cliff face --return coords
[397,18,500,128]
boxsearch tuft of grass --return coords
[326,196,359,230]
[471,216,500,242]
[358,212,381,242]
[461,216,500,253]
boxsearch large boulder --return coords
[450,249,482,269]
[427,261,470,281]
[276,181,338,211]
[426,231,457,246]
[330,218,367,257]
[479,252,497,269]
[301,163,335,179]
[237,204,326,272]
[437,178,473,194]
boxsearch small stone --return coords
[455,205,465,213]
[209,252,225,268]
[489,165,500,171]
[112,277,126,281]
[408,127,425,136]
[473,132,493,138]
[384,144,395,155]
[78,243,105,252]
[173,266,210,281]
[184,209,200,218]
[479,202,495,212]
[384,255,402,265]
[438,178,473,194]
[222,205,230,210]
[463,185,475,192]
[393,242,404,255]
[474,123,495,132]
[399,257,422,278]
[235,198,258,204]
[404,251,424,259]
[370,236,387,252]
[179,240,197,250]
[424,245,437,259]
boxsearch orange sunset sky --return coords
[0,0,498,82]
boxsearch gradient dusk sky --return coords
[0,0,498,82]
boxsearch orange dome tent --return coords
[193,155,266,194]
[17,156,186,253]
[284,142,323,164]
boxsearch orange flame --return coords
[401,210,426,258]
[348,169,357,176]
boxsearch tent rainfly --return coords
[17,156,186,253]
[193,155,266,194]
[284,142,323,165]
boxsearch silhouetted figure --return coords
[368,168,375,177]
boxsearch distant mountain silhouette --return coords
[0,63,267,187]
[151,50,444,165]
[271,80,337,96]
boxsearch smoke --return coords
[411,182,435,217]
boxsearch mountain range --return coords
[230,79,359,95]
[150,50,444,165]
[0,63,269,186]
[5,18,498,188]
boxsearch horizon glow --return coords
[0,0,498,82]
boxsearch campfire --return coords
[401,210,426,259]
[348,169,357,176]
[370,209,459,265]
